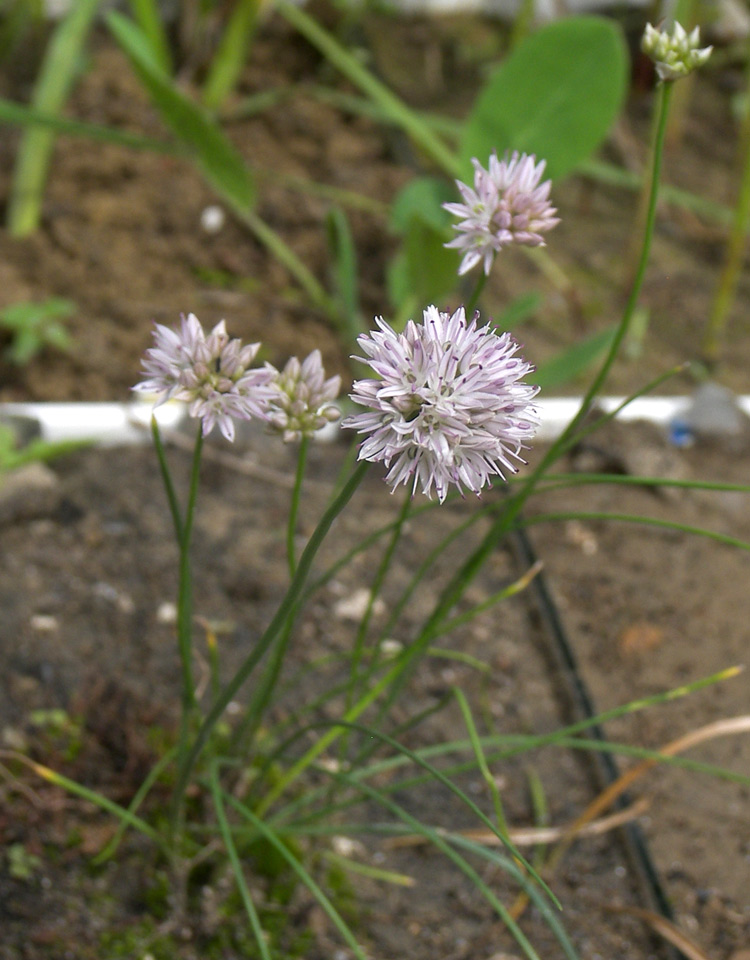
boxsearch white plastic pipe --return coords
[0,402,186,446]
[2,396,743,445]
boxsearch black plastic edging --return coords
[510,522,684,960]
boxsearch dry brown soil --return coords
[0,7,748,960]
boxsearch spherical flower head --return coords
[443,151,560,276]
[266,349,341,442]
[133,312,276,442]
[342,306,540,503]
[641,21,712,82]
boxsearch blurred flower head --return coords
[641,21,712,82]
[266,349,341,442]
[342,305,539,503]
[443,151,560,276]
[133,312,275,442]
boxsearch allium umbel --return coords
[133,313,275,442]
[266,349,341,442]
[443,152,560,276]
[342,306,540,503]
[641,21,712,82]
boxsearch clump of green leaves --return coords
[0,296,74,364]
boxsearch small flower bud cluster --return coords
[641,21,712,82]
[266,349,341,443]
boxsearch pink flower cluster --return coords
[444,151,559,276]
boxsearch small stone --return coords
[156,601,177,623]
[333,588,385,622]
[200,205,225,234]
[0,462,60,525]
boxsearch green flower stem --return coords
[287,435,309,578]
[465,272,488,317]
[703,55,750,367]
[349,489,412,700]
[170,460,370,822]
[557,79,673,440]
[231,610,295,755]
[373,81,676,718]
[150,416,184,543]
[177,424,204,713]
[336,489,412,768]
[169,423,203,846]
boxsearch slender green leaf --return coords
[389,176,454,234]
[224,792,368,960]
[127,0,172,73]
[203,0,260,110]
[7,0,103,236]
[534,325,617,390]
[0,96,179,153]
[106,10,255,212]
[460,17,627,181]
[210,766,272,960]
[276,0,459,176]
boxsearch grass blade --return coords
[127,0,172,73]
[7,0,104,236]
[223,789,368,960]
[210,765,272,960]
[106,10,255,213]
[203,0,261,110]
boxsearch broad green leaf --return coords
[493,291,543,329]
[387,220,456,323]
[390,176,455,234]
[534,325,617,390]
[460,17,627,181]
[106,11,255,213]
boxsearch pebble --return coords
[0,462,60,525]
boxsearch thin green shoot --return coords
[520,511,750,554]
[210,763,272,960]
[7,0,103,236]
[453,687,509,837]
[0,750,165,851]
[260,718,558,908]
[322,849,415,887]
[222,787,368,960]
[203,0,260,111]
[319,761,551,960]
[127,0,172,73]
